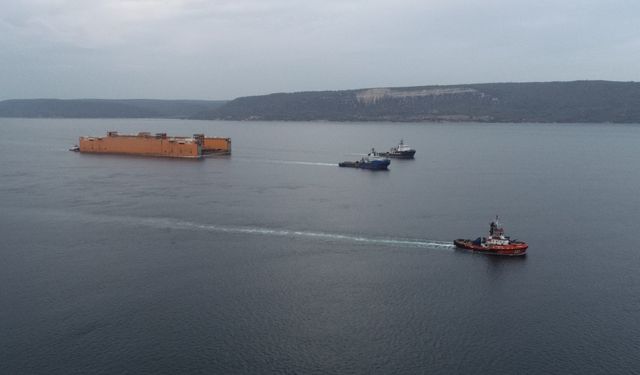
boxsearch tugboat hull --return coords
[380,140,416,159]
[339,159,390,170]
[378,150,416,159]
[454,239,528,256]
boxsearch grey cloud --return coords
[1,0,639,100]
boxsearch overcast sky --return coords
[1,0,639,100]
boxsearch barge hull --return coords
[202,137,232,155]
[78,131,231,159]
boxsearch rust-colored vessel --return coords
[454,216,528,256]
[75,131,231,158]
[201,136,232,156]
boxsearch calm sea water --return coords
[1,118,639,374]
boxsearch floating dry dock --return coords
[77,131,231,158]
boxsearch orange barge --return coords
[76,131,231,159]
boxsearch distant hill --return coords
[0,99,226,119]
[4,81,640,123]
[199,81,640,123]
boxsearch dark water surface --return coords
[1,119,639,374]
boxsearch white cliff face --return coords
[355,87,482,104]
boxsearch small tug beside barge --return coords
[339,148,391,170]
[454,216,528,256]
[377,139,416,159]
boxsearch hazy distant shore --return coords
[3,80,640,123]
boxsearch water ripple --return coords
[133,216,455,251]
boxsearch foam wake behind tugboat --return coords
[339,148,391,170]
[454,216,528,256]
[377,139,416,159]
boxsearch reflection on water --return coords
[1,119,639,374]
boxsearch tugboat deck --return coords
[454,216,528,256]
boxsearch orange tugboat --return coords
[454,216,528,256]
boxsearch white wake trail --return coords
[234,157,336,167]
[138,217,455,251]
